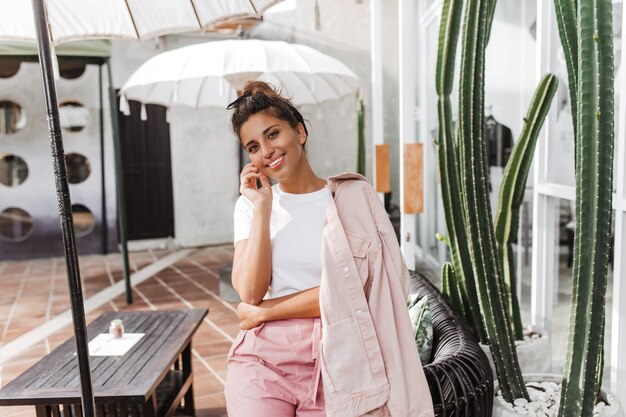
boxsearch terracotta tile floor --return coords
[0,245,237,417]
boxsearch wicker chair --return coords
[410,272,494,417]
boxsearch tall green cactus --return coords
[457,0,529,401]
[437,0,487,343]
[357,99,365,176]
[552,0,615,415]
[494,74,559,339]
[436,0,559,402]
[436,0,529,402]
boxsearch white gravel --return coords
[495,380,615,416]
[513,327,543,347]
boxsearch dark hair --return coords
[227,81,308,147]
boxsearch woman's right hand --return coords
[239,163,272,209]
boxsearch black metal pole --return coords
[99,64,108,255]
[106,59,132,304]
[30,1,95,416]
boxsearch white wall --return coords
[0,0,396,251]
[255,0,403,200]
[0,60,118,259]
[168,107,239,247]
[107,4,379,247]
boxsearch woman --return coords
[225,81,433,417]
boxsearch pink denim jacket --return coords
[319,173,434,417]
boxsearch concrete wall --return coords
[0,60,118,259]
[110,37,243,248]
[107,0,393,249]
[1,0,402,256]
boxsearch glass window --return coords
[516,188,534,325]
[0,154,28,187]
[0,207,34,241]
[59,100,89,133]
[0,100,27,135]
[423,11,442,262]
[71,204,95,237]
[425,0,440,14]
[65,153,91,184]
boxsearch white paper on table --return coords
[86,333,145,356]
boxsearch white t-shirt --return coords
[233,184,331,299]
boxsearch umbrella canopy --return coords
[119,39,360,112]
[0,0,281,45]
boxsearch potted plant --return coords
[436,0,622,414]
[492,0,623,416]
[434,0,556,402]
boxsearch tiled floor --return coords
[0,245,237,417]
[2,243,609,417]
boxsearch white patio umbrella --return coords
[1,3,282,417]
[119,39,361,115]
[0,0,283,44]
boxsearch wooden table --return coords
[0,309,208,417]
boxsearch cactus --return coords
[436,0,487,343]
[494,74,559,339]
[457,0,530,401]
[552,0,615,415]
[436,0,530,401]
[436,0,559,402]
[357,99,365,176]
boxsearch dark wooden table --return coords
[0,309,208,417]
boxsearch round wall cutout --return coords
[0,100,27,135]
[0,61,21,78]
[59,62,87,80]
[59,100,89,133]
[65,153,91,184]
[0,207,34,241]
[0,154,28,187]
[72,204,95,237]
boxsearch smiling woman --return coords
[223,81,434,417]
[225,81,328,417]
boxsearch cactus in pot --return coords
[552,0,615,415]
[435,0,558,402]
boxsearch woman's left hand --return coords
[237,302,264,330]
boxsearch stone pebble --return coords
[495,381,614,416]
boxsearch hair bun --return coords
[230,80,307,140]
[240,80,282,99]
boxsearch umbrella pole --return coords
[30,1,96,416]
[99,64,108,255]
[106,59,133,305]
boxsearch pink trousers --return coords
[225,318,325,417]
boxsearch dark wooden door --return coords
[117,99,175,240]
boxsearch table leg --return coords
[142,394,157,417]
[35,405,67,417]
[182,342,195,416]
[35,405,50,417]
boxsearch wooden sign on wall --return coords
[375,144,390,193]
[404,143,423,213]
